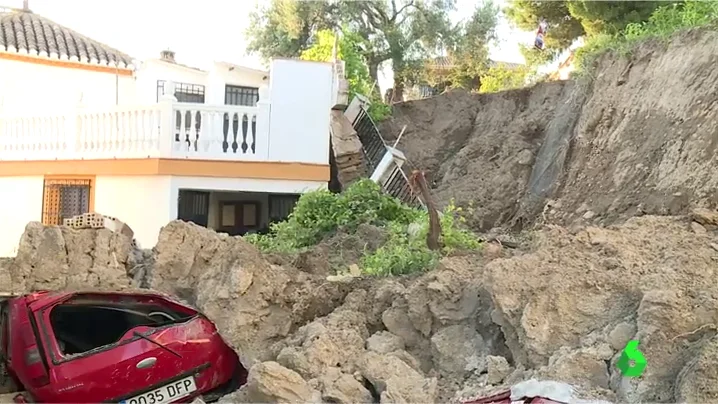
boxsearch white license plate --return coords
[120,375,198,404]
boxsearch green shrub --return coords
[244,179,480,276]
[575,0,718,76]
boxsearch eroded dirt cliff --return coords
[380,28,718,231]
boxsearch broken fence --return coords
[350,104,423,209]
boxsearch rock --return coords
[9,222,135,292]
[152,221,353,368]
[691,208,718,226]
[691,222,707,234]
[358,351,438,403]
[539,347,611,391]
[431,325,487,377]
[675,335,718,402]
[583,210,596,220]
[608,322,636,350]
[315,367,374,404]
[366,331,405,354]
[486,355,512,385]
[517,149,534,165]
[244,361,319,403]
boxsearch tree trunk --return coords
[392,76,404,103]
[391,55,405,103]
[368,62,380,97]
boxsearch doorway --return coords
[177,190,210,227]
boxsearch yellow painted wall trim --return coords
[0,159,330,182]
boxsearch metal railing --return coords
[352,106,386,173]
[349,102,423,208]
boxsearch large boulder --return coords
[9,222,136,292]
[149,221,357,368]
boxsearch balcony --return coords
[0,58,338,166]
[0,96,271,162]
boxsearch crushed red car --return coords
[0,290,246,403]
[461,379,574,404]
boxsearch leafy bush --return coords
[299,28,391,122]
[245,179,480,276]
[575,0,718,75]
[479,64,532,93]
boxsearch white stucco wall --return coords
[0,174,323,257]
[267,59,333,165]
[133,59,208,104]
[94,175,174,249]
[0,58,136,113]
[0,176,44,257]
[206,62,268,105]
[134,59,268,105]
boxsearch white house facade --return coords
[0,6,342,256]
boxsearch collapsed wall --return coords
[380,28,718,231]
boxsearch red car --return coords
[0,290,246,403]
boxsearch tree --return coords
[504,0,667,66]
[567,1,666,35]
[299,29,373,100]
[504,0,585,61]
[479,64,531,93]
[245,0,457,101]
[439,0,500,90]
[246,0,338,61]
[300,29,392,121]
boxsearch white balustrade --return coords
[169,103,269,161]
[0,101,268,162]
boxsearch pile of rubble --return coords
[3,208,718,402]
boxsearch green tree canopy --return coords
[299,28,373,100]
[567,1,667,35]
[246,0,459,101]
[437,0,500,90]
[504,0,668,67]
[246,0,338,60]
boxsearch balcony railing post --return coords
[158,82,177,158]
[257,86,271,158]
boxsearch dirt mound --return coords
[483,214,718,402]
[380,28,718,231]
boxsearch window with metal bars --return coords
[268,194,300,224]
[156,80,206,103]
[42,178,92,225]
[225,85,259,107]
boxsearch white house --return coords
[0,5,342,256]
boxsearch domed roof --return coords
[0,8,133,68]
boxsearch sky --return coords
[13,0,537,92]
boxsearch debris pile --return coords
[4,212,718,402]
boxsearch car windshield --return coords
[49,301,194,356]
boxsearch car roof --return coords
[22,289,178,311]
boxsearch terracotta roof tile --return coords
[0,9,133,67]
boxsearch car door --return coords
[31,296,221,403]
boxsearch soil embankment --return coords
[381,28,718,232]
